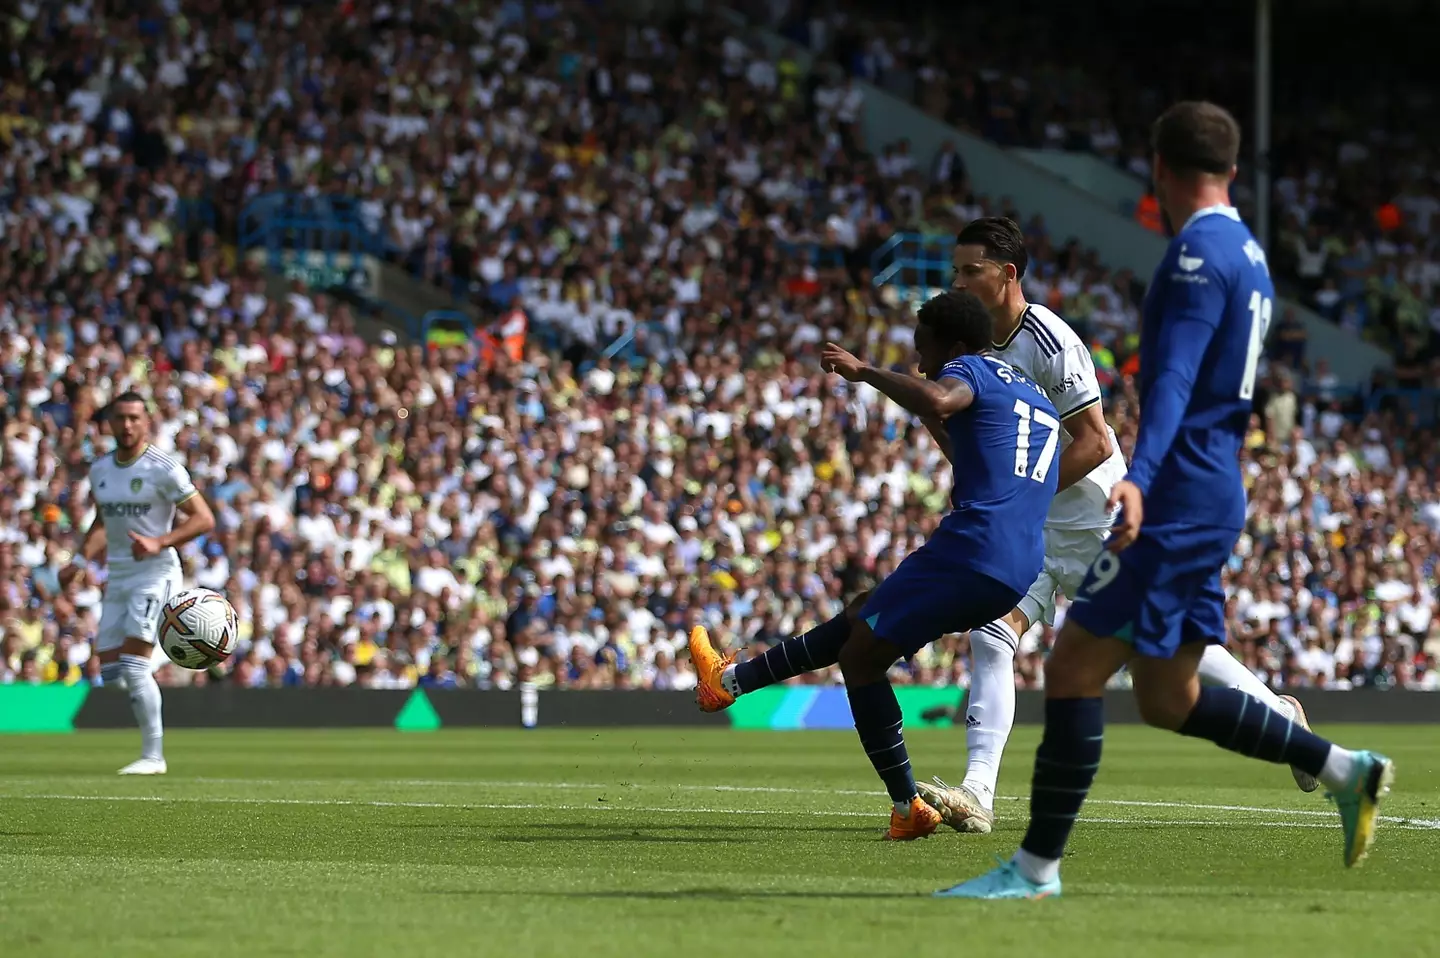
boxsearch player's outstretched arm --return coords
[1124,262,1223,500]
[821,343,974,420]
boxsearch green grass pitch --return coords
[2,726,1437,957]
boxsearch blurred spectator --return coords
[0,0,1437,697]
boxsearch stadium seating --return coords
[760,0,1440,363]
[0,0,1436,694]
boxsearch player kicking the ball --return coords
[914,217,1317,836]
[690,290,1057,840]
[937,102,1392,900]
[62,392,215,775]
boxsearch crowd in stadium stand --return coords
[754,0,1440,363]
[1,0,1438,694]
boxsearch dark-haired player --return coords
[62,392,215,774]
[688,290,1059,839]
[939,102,1393,900]
[916,216,1316,837]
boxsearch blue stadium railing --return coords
[870,232,955,292]
[237,192,391,271]
[238,192,843,357]
[238,191,432,338]
[867,232,1440,423]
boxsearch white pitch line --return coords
[8,789,1440,829]
[153,777,1440,829]
[4,792,1440,831]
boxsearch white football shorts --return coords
[97,568,184,653]
[1016,526,1109,631]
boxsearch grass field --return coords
[2,726,1438,958]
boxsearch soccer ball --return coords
[158,588,240,670]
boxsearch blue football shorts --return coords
[859,542,1025,657]
[1064,522,1240,659]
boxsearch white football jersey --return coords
[991,303,1127,530]
[89,445,199,579]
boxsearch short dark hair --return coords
[109,391,148,416]
[917,290,994,353]
[955,216,1028,280]
[1151,101,1240,176]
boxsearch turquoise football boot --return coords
[934,858,1061,900]
[1328,750,1395,868]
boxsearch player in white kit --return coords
[912,219,1316,833]
[61,392,215,775]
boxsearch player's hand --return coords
[1106,480,1144,553]
[820,343,867,382]
[128,531,163,560]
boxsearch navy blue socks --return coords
[1178,686,1330,776]
[733,612,851,693]
[1020,697,1104,860]
[846,680,917,806]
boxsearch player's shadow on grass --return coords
[433,888,914,902]
[387,821,868,842]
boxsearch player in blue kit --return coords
[688,289,1059,839]
[938,102,1395,901]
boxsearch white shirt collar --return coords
[1181,204,1242,232]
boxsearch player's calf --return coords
[116,636,165,768]
[836,625,936,839]
[1010,622,1130,883]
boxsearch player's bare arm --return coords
[1055,402,1114,492]
[60,507,106,589]
[131,491,217,560]
[912,364,956,463]
[821,343,974,420]
[919,416,955,463]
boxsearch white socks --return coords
[1197,645,1288,714]
[1318,746,1359,791]
[961,620,1020,810]
[120,653,164,761]
[720,664,741,697]
[1012,848,1061,885]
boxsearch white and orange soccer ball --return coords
[158,588,240,669]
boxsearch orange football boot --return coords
[884,796,943,841]
[689,625,736,712]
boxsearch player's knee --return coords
[119,636,152,658]
[1041,624,1114,698]
[1131,662,1202,730]
[836,629,890,686]
[843,590,872,621]
[1133,685,1194,731]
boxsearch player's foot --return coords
[688,625,735,713]
[883,796,943,841]
[1328,750,1394,868]
[934,858,1061,900]
[118,758,167,776]
[916,777,994,834]
[1277,695,1320,793]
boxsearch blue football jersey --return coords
[1128,205,1275,530]
[935,354,1060,594]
